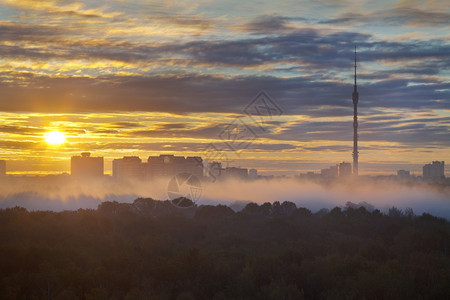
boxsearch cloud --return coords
[1,0,121,19]
[150,15,215,31]
[153,123,190,130]
[380,7,450,27]
[0,21,70,41]
[304,145,351,152]
[264,112,450,148]
[2,19,447,73]
[74,141,298,152]
[109,122,145,129]
[236,15,294,34]
[0,22,161,63]
[0,125,44,135]
[0,140,37,150]
[0,71,448,118]
[322,4,450,27]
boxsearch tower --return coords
[352,47,359,176]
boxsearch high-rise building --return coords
[147,155,203,180]
[339,162,352,178]
[249,169,258,180]
[223,167,248,179]
[113,156,146,181]
[423,161,445,181]
[185,156,204,179]
[397,170,410,179]
[0,160,5,176]
[321,165,338,178]
[71,152,104,178]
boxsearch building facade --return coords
[423,161,445,181]
[147,155,203,180]
[71,152,104,178]
[338,162,352,178]
[397,169,410,179]
[321,165,338,178]
[223,167,248,180]
[113,156,146,181]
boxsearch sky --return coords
[0,0,449,176]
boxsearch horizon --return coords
[0,154,447,177]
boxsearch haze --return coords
[0,177,448,219]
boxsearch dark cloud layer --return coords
[238,15,293,34]
[0,72,448,115]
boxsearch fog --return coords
[0,176,449,219]
[201,179,450,219]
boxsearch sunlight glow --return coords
[44,131,66,145]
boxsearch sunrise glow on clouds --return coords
[0,0,448,175]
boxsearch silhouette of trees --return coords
[0,201,449,299]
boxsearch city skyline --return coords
[1,153,446,182]
[0,0,449,176]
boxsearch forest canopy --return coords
[1,198,449,299]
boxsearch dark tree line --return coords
[0,198,449,299]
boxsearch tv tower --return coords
[352,46,359,176]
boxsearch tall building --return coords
[185,156,204,179]
[423,161,445,181]
[321,165,338,178]
[113,156,146,181]
[397,170,410,179]
[0,160,5,176]
[339,162,352,178]
[352,47,359,176]
[71,152,104,178]
[147,155,203,180]
[223,167,248,179]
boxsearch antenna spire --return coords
[352,46,359,176]
[354,46,357,86]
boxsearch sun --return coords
[44,131,66,145]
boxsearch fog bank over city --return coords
[0,177,449,219]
